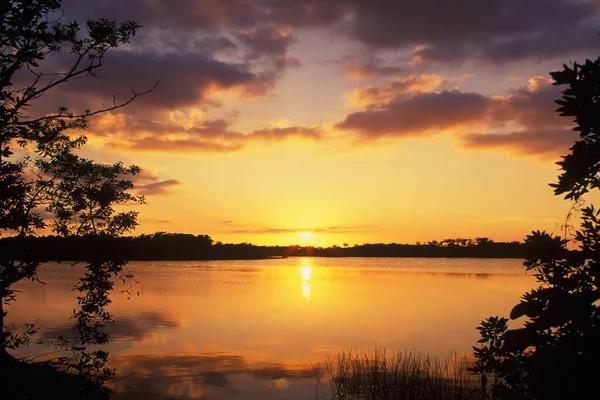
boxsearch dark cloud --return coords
[461,129,579,157]
[345,0,600,64]
[55,1,301,112]
[134,32,239,55]
[237,25,295,61]
[267,0,600,64]
[237,24,301,83]
[492,77,564,128]
[62,0,258,32]
[42,312,179,341]
[43,0,595,158]
[136,179,182,196]
[327,54,406,79]
[57,51,269,109]
[460,77,577,157]
[60,0,600,70]
[337,75,577,157]
[338,90,493,137]
[124,169,183,196]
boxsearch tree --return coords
[0,0,155,395]
[473,59,600,399]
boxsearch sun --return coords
[300,232,312,239]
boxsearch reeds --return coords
[317,348,483,400]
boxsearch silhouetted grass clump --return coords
[319,348,482,400]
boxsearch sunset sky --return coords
[36,0,600,246]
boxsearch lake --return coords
[8,258,535,399]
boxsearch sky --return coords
[28,0,600,246]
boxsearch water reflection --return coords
[301,266,311,281]
[111,352,317,400]
[9,258,534,400]
[302,281,311,298]
[42,312,179,341]
[300,263,312,298]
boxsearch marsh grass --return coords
[317,348,483,400]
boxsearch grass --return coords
[316,348,484,400]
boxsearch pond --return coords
[8,257,535,399]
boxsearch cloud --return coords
[345,0,600,64]
[461,129,579,157]
[237,25,296,61]
[124,169,183,196]
[62,0,258,32]
[100,115,322,152]
[337,74,577,157]
[119,137,245,153]
[136,179,182,196]
[338,90,493,138]
[43,1,593,158]
[492,77,563,128]
[267,0,600,65]
[328,54,407,79]
[231,226,362,234]
[461,77,577,157]
[248,126,323,141]
[63,0,600,68]
[346,74,450,107]
[57,50,271,109]
[55,1,303,111]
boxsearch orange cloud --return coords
[100,115,323,152]
[338,90,493,138]
[346,74,450,107]
[460,129,578,158]
[337,75,575,157]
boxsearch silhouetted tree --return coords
[0,0,154,396]
[473,59,600,399]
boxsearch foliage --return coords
[550,58,600,200]
[0,0,154,394]
[473,59,600,399]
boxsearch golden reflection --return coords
[301,266,312,281]
[300,263,312,298]
[302,281,311,298]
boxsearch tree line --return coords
[0,232,529,260]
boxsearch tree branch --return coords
[12,81,160,126]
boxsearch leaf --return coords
[503,328,536,353]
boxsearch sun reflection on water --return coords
[301,266,311,281]
[302,281,311,298]
[300,262,312,298]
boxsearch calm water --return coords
[9,258,535,399]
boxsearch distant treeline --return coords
[0,233,532,261]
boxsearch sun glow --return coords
[300,232,312,239]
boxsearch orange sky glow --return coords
[27,0,600,247]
